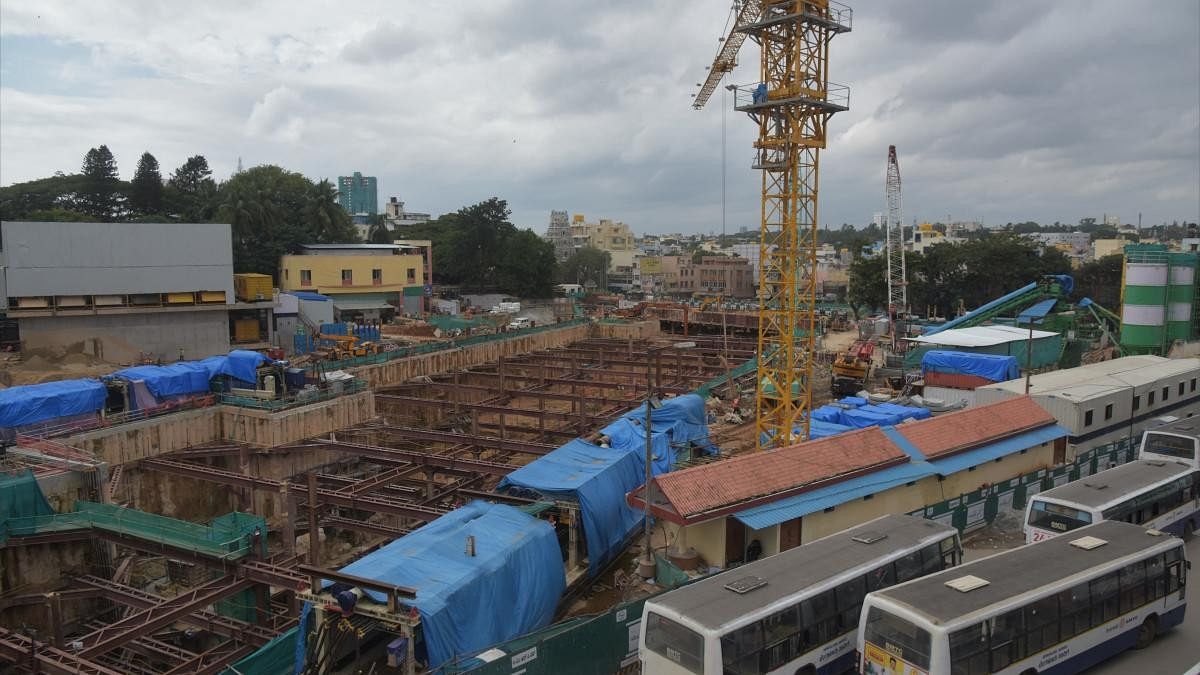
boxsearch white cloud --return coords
[0,0,1196,231]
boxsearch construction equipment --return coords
[312,333,380,361]
[695,0,853,447]
[885,145,907,351]
[831,339,874,396]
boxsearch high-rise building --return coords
[337,172,378,216]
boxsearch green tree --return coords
[497,229,558,297]
[78,145,121,220]
[561,246,611,289]
[129,152,164,215]
[218,166,317,278]
[366,214,392,244]
[0,174,91,220]
[1074,254,1124,310]
[168,155,217,221]
[306,179,359,243]
[443,197,517,288]
[847,254,886,316]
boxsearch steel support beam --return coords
[161,641,256,675]
[79,576,254,658]
[344,426,557,455]
[0,627,126,675]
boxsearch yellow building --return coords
[279,244,425,320]
[629,397,1064,568]
[1092,238,1133,260]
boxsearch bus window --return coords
[940,535,960,567]
[1058,582,1092,638]
[645,613,704,674]
[1029,501,1093,533]
[1147,553,1167,599]
[895,549,924,582]
[1090,572,1120,624]
[800,589,838,646]
[919,543,942,574]
[1143,432,1196,460]
[987,609,1024,671]
[836,575,866,632]
[866,561,895,592]
[949,623,988,675]
[863,607,932,671]
[1023,594,1060,656]
[720,621,762,675]
[1166,547,1185,595]
[1119,560,1147,612]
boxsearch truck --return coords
[830,339,874,396]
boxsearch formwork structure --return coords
[1,332,758,675]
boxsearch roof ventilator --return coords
[725,576,768,594]
[852,532,888,544]
[945,575,990,593]
[1069,535,1108,550]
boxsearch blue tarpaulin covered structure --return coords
[111,350,269,400]
[620,394,717,455]
[328,502,564,669]
[498,439,645,576]
[807,400,930,432]
[598,417,675,475]
[921,350,1020,383]
[0,379,107,429]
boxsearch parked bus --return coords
[858,520,1189,675]
[1023,418,1200,543]
[638,514,961,675]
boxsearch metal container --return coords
[1120,245,1169,353]
[234,273,273,302]
[1166,252,1196,342]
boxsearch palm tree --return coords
[306,179,358,242]
[367,215,392,244]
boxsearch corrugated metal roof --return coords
[1017,298,1057,322]
[979,355,1199,396]
[923,424,1068,475]
[911,325,1059,347]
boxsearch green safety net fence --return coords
[691,356,758,399]
[0,500,264,558]
[426,315,502,332]
[0,469,55,523]
[222,626,299,675]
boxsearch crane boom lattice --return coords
[693,1,764,110]
[885,145,907,333]
[725,0,850,448]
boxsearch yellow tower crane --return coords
[695,0,851,448]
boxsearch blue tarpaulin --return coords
[811,406,844,424]
[328,502,564,669]
[921,350,1020,383]
[839,396,869,407]
[498,439,645,576]
[1017,298,1057,323]
[111,350,269,400]
[598,417,675,475]
[805,419,856,439]
[840,407,903,428]
[869,402,932,421]
[0,379,107,429]
[112,361,215,399]
[621,394,717,455]
[286,291,330,301]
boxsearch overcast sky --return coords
[1,1,1197,234]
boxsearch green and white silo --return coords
[1166,251,1197,343]
[1120,244,1169,354]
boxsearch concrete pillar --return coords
[281,484,296,556]
[306,473,320,567]
[48,592,64,648]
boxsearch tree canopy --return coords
[849,233,1072,317]
[129,151,164,216]
[561,246,611,289]
[78,145,121,221]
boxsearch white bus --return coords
[1023,419,1200,543]
[639,514,960,675]
[858,520,1189,675]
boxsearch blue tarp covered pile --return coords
[598,394,718,474]
[921,350,1020,383]
[498,439,645,576]
[0,379,108,429]
[328,501,564,669]
[111,350,270,402]
[806,399,931,436]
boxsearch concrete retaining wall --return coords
[349,321,593,387]
[18,309,233,363]
[591,320,660,340]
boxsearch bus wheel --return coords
[794,666,816,675]
[1134,615,1159,649]
[1019,669,1038,675]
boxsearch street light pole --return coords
[639,341,696,580]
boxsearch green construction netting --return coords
[0,500,264,558]
[426,315,498,332]
[0,469,55,521]
[691,356,758,399]
[222,626,298,675]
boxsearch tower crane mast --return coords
[885,145,906,349]
[695,1,852,447]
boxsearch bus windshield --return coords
[1143,432,1196,461]
[1028,500,1093,533]
[863,607,931,671]
[644,612,704,674]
